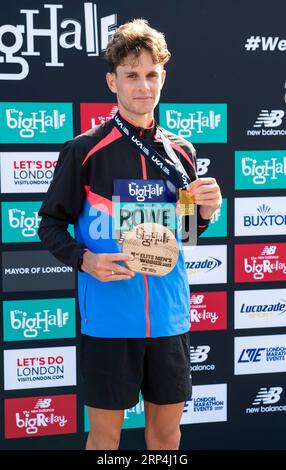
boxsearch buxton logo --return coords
[0,3,117,81]
[0,103,73,143]
[159,104,227,143]
[244,204,286,227]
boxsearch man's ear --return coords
[160,69,166,90]
[106,72,117,93]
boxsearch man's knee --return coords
[145,426,181,450]
[86,429,121,450]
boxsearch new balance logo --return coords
[34,398,52,409]
[254,110,284,128]
[190,346,210,363]
[253,387,282,405]
[261,245,277,256]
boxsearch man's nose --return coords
[137,78,150,91]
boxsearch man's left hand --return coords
[187,177,222,220]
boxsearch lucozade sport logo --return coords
[235,243,286,283]
[0,3,117,80]
[5,395,76,438]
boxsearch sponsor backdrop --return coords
[0,0,285,450]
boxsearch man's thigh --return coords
[144,400,185,433]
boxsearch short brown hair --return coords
[105,19,171,72]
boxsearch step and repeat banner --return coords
[0,0,285,450]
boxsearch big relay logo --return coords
[235,243,286,283]
[5,395,76,438]
[190,292,227,331]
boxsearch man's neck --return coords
[118,107,154,129]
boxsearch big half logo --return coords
[235,243,286,283]
[80,103,118,132]
[200,198,227,237]
[235,288,286,330]
[190,291,227,331]
[4,346,76,390]
[0,103,73,143]
[1,202,74,242]
[184,245,227,285]
[235,197,286,236]
[0,152,58,193]
[3,298,76,341]
[235,334,286,375]
[235,150,286,189]
[5,395,76,438]
[159,104,227,143]
[1,201,42,242]
[181,384,227,424]
[0,3,117,81]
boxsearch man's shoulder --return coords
[62,120,113,154]
[158,126,196,157]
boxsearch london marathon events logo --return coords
[181,384,227,424]
[80,103,118,133]
[234,289,286,330]
[4,346,76,390]
[235,243,286,283]
[235,197,286,236]
[0,3,117,80]
[159,104,227,143]
[235,334,286,375]
[235,150,286,189]
[5,395,77,438]
[190,292,227,331]
[0,103,73,143]
[0,152,58,193]
[3,298,76,341]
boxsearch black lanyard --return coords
[113,112,191,189]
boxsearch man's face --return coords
[106,49,166,118]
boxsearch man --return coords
[38,19,222,450]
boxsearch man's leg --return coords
[86,407,124,450]
[144,400,185,450]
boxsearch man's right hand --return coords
[81,251,136,282]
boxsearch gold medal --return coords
[179,189,195,216]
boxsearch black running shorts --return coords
[80,331,192,410]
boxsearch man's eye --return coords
[127,74,136,78]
